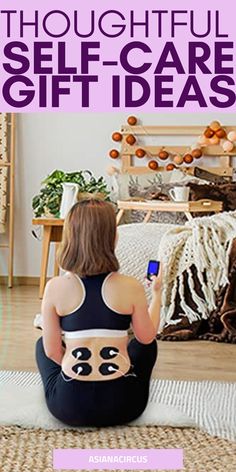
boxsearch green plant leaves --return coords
[42,170,65,185]
[32,169,110,218]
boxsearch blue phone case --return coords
[147,260,160,280]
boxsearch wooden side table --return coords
[116,199,223,224]
[32,218,64,298]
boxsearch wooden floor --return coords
[0,285,235,382]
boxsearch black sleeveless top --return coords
[60,273,132,333]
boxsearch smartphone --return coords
[147,260,160,281]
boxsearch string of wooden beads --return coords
[108,118,236,171]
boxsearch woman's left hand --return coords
[147,263,162,293]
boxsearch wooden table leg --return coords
[116,209,125,225]
[143,210,152,223]
[39,225,52,299]
[54,243,60,277]
[8,202,14,288]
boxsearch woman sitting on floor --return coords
[36,198,161,427]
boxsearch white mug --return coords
[169,186,190,202]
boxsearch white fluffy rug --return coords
[0,371,194,431]
[0,371,235,441]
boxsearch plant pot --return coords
[43,207,57,218]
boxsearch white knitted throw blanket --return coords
[158,211,236,330]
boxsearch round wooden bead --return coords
[227,131,236,142]
[222,140,234,152]
[109,149,119,159]
[210,121,221,131]
[192,148,203,159]
[173,154,184,165]
[127,116,137,126]
[184,153,194,164]
[135,148,146,158]
[166,163,176,171]
[204,127,215,139]
[216,128,226,139]
[112,132,122,142]
[148,160,159,170]
[209,136,220,145]
[158,150,169,160]
[126,134,136,145]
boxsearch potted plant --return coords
[32,170,110,218]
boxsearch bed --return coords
[112,124,236,342]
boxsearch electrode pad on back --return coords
[99,363,119,376]
[71,347,91,360]
[100,346,119,359]
[72,362,92,376]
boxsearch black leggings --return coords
[36,337,157,427]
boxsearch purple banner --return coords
[0,0,235,112]
[53,448,184,470]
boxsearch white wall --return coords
[1,112,236,277]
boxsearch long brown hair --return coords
[58,198,119,276]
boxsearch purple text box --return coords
[53,448,184,470]
[0,0,235,112]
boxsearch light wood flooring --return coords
[0,285,235,382]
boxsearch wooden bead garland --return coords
[109,118,236,171]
